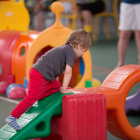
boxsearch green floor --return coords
[0,37,139,140]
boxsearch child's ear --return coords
[77,43,83,49]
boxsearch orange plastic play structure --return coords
[11,31,39,84]
[69,65,140,140]
[26,2,92,89]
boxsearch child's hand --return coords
[60,87,66,93]
[60,87,73,93]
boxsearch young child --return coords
[5,29,91,130]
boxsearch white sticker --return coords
[6,12,13,16]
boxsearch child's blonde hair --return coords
[65,29,91,49]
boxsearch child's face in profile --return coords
[76,45,89,58]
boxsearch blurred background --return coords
[25,0,121,38]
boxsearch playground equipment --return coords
[0,30,40,98]
[26,1,92,89]
[0,1,96,98]
[35,64,140,140]
[0,92,107,140]
[1,1,139,140]
[67,64,140,140]
[1,64,140,140]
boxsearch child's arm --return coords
[56,77,59,81]
[60,64,72,93]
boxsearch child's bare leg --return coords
[135,30,140,64]
[82,10,92,34]
[117,30,131,67]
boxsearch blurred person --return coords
[25,0,36,30]
[117,0,140,67]
[34,0,45,31]
[34,0,56,31]
[76,0,106,34]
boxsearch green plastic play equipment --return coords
[0,92,72,140]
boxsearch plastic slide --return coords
[0,92,72,140]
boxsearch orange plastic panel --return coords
[69,65,140,140]
[11,31,39,84]
[59,58,80,87]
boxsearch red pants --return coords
[11,68,61,119]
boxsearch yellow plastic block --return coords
[0,0,30,31]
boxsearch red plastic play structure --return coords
[0,30,39,85]
[69,65,140,140]
[0,30,39,97]
[34,93,107,140]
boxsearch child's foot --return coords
[5,115,22,130]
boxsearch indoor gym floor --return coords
[0,38,139,140]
